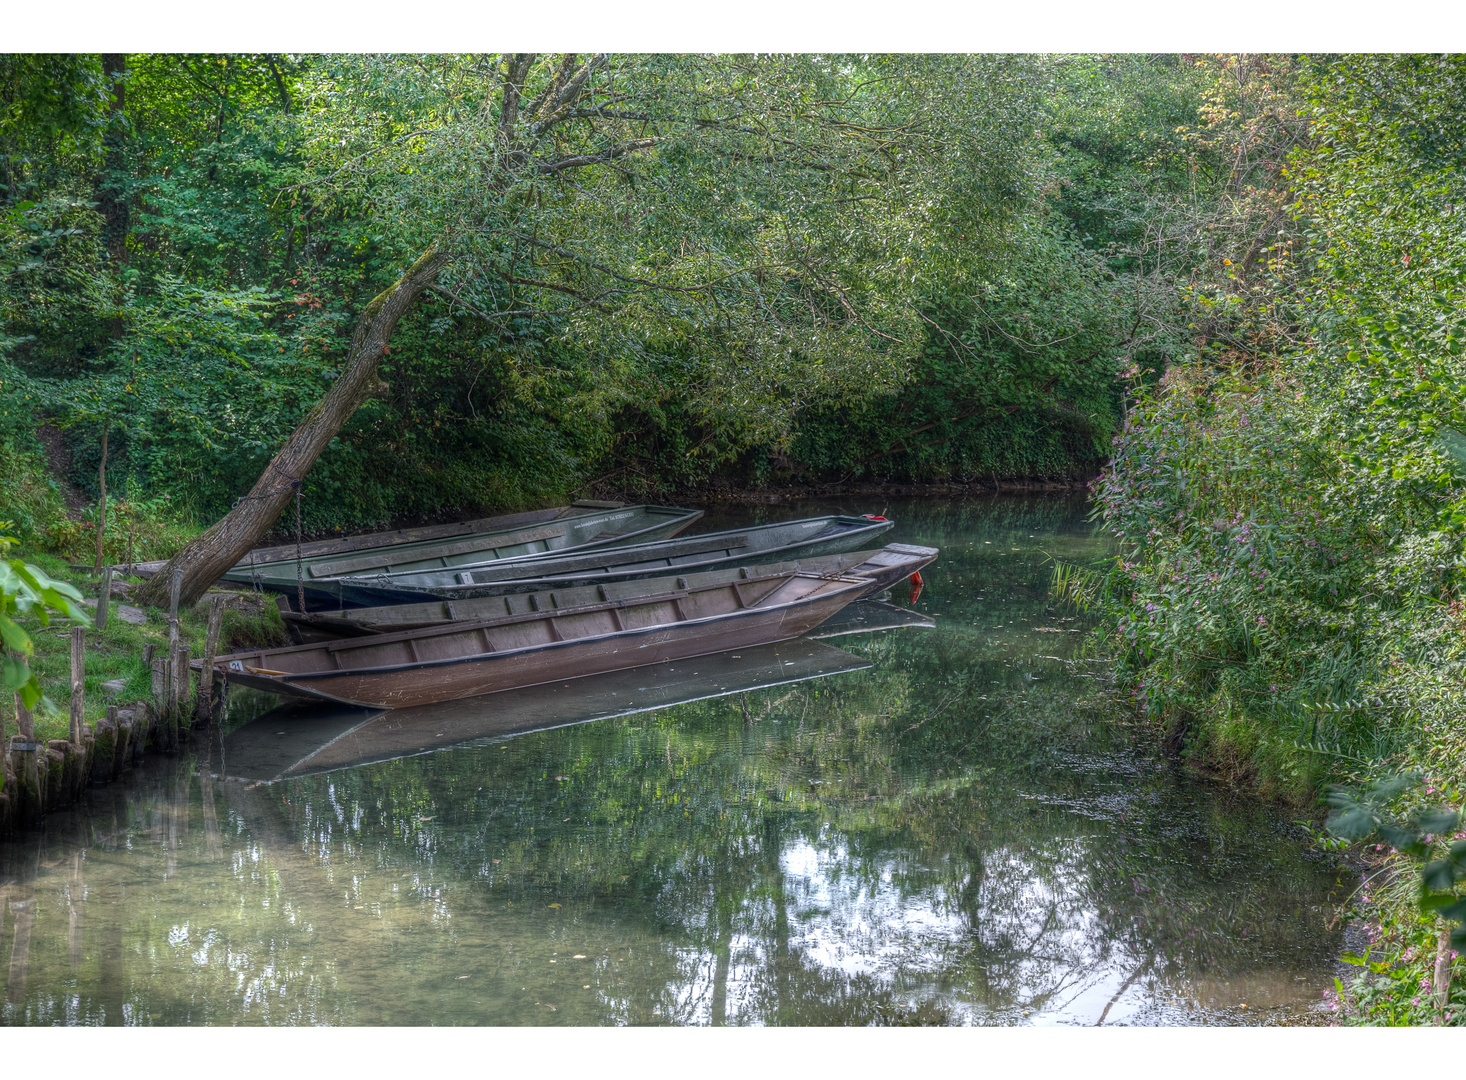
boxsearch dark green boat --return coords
[279,543,937,641]
[330,514,897,603]
[222,503,702,595]
[125,501,628,580]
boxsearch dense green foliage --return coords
[1072,54,1466,1024]
[8,52,1466,1024]
[0,53,1238,557]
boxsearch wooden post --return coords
[69,626,85,744]
[13,693,38,826]
[167,565,182,654]
[95,565,113,633]
[151,657,167,715]
[171,644,190,746]
[1435,921,1454,1023]
[14,693,33,742]
[177,644,192,711]
[197,594,225,724]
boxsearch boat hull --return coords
[222,503,701,593]
[119,504,597,580]
[212,579,864,709]
[338,515,896,599]
[281,543,938,642]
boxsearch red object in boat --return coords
[862,514,890,522]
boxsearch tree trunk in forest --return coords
[99,54,128,341]
[98,54,128,263]
[93,423,108,575]
[134,247,449,610]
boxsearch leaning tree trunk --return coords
[135,247,449,610]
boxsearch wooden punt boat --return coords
[118,501,630,579]
[279,543,938,642]
[219,639,875,783]
[332,513,895,599]
[219,503,702,593]
[199,570,868,709]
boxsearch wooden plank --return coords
[451,534,750,582]
[308,525,566,577]
[247,508,568,563]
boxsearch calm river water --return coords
[0,494,1349,1026]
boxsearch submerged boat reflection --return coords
[219,600,932,782]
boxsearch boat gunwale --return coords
[224,503,702,579]
[203,574,869,686]
[284,544,940,635]
[346,515,896,592]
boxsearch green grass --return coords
[5,548,288,744]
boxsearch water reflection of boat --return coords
[805,598,935,638]
[201,571,869,709]
[314,514,899,610]
[219,503,703,595]
[279,544,939,642]
[218,638,877,782]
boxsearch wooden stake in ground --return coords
[69,627,85,743]
[96,566,113,633]
[1435,921,1454,1024]
[14,693,33,742]
[172,644,190,720]
[196,594,225,724]
[93,422,109,575]
[150,656,167,717]
[167,566,182,654]
[12,693,39,825]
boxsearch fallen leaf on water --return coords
[583,985,591,989]
[549,903,562,909]
[492,859,500,864]
[418,816,434,822]
[573,954,587,959]
[457,975,470,980]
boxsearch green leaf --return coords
[0,612,32,655]
[1421,859,1458,894]
[1379,823,1426,857]
[1416,808,1460,835]
[1434,897,1466,925]
[1432,427,1466,476]
[2,652,30,692]
[1327,806,1378,840]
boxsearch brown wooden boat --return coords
[218,639,876,782]
[199,570,868,709]
[279,543,939,642]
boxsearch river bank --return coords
[1,559,288,835]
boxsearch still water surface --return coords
[0,495,1348,1025]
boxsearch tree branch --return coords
[538,138,660,173]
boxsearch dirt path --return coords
[34,420,89,518]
